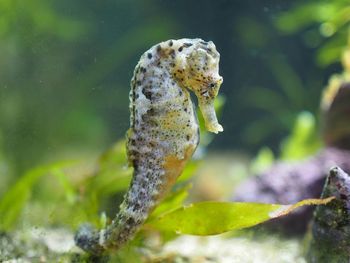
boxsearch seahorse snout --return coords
[199,99,223,134]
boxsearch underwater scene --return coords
[1,0,350,262]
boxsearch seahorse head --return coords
[173,39,223,133]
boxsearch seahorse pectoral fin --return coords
[198,99,223,134]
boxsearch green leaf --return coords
[280,111,322,160]
[316,32,348,66]
[148,183,192,220]
[177,160,200,182]
[51,168,77,204]
[250,147,274,174]
[0,160,76,230]
[275,2,338,33]
[84,140,133,197]
[148,197,334,235]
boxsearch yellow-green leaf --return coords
[148,197,334,235]
[148,183,192,220]
[0,160,76,230]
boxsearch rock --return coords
[233,148,350,234]
[306,167,350,262]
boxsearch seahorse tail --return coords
[74,223,105,255]
[75,185,154,254]
[99,175,161,250]
[75,213,142,255]
[74,221,134,255]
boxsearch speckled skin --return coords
[75,38,223,255]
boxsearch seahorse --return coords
[75,38,223,255]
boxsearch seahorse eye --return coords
[209,83,215,88]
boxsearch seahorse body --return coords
[75,38,223,255]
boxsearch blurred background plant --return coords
[1,0,350,260]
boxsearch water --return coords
[1,0,349,261]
